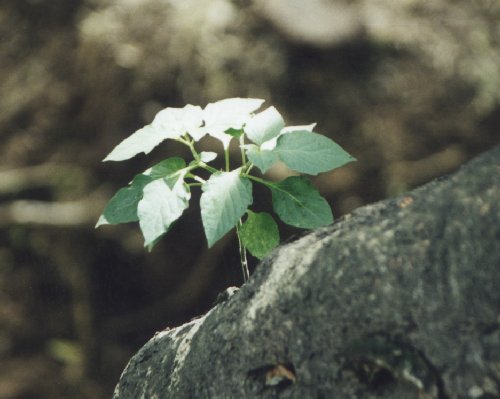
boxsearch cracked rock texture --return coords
[113,146,500,398]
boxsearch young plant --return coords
[96,98,355,282]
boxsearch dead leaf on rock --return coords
[265,363,296,386]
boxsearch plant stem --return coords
[245,163,254,175]
[245,174,275,188]
[224,147,230,172]
[179,136,201,163]
[186,173,206,184]
[199,163,219,174]
[239,135,246,165]
[235,221,249,283]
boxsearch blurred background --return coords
[0,0,498,397]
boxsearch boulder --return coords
[113,146,500,398]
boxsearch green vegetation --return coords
[97,98,355,281]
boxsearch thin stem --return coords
[178,135,201,163]
[178,135,221,174]
[199,163,219,174]
[239,135,246,166]
[186,173,206,184]
[245,163,254,175]
[235,221,249,283]
[245,174,275,188]
[224,146,230,172]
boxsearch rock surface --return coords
[113,146,500,398]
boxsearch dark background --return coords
[0,0,498,397]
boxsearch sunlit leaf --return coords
[104,105,203,162]
[199,98,264,148]
[137,176,190,248]
[103,125,163,162]
[280,123,316,134]
[199,151,217,163]
[245,106,284,145]
[200,169,253,247]
[151,104,203,140]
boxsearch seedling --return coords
[96,98,355,282]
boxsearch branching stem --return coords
[179,136,200,163]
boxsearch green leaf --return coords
[96,174,152,227]
[137,176,190,248]
[244,144,278,173]
[244,106,284,145]
[239,211,279,260]
[224,128,244,138]
[196,98,264,148]
[200,169,253,247]
[271,176,333,229]
[97,157,188,228]
[143,157,187,180]
[275,130,356,175]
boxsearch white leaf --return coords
[280,123,316,134]
[137,176,190,247]
[104,125,167,162]
[104,104,204,162]
[200,169,253,247]
[200,151,218,163]
[151,104,203,140]
[201,98,265,148]
[245,106,285,145]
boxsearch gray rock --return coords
[113,146,500,398]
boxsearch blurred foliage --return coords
[0,0,498,397]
